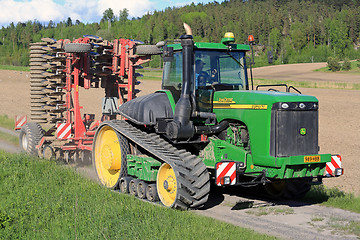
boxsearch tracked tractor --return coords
[18,24,342,209]
[92,25,343,208]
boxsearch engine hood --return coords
[213,90,318,111]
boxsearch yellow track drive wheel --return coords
[157,163,179,208]
[93,125,129,189]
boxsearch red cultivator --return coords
[18,36,156,161]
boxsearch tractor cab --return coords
[162,37,250,113]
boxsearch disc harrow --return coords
[29,38,68,125]
[27,35,153,164]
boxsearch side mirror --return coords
[163,46,174,62]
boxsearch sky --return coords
[1,0,225,27]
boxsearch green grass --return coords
[0,115,15,130]
[327,217,360,237]
[0,65,30,72]
[138,68,163,81]
[253,78,360,90]
[0,151,276,240]
[304,185,360,213]
[0,131,18,146]
[0,115,18,146]
[246,206,294,216]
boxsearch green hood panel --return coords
[213,90,319,167]
[213,90,318,107]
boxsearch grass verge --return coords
[0,65,30,72]
[0,151,276,240]
[0,115,18,146]
[138,68,162,81]
[0,115,15,130]
[304,185,360,213]
[0,131,18,146]
[253,78,360,90]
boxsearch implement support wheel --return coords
[93,125,129,189]
[157,163,179,208]
[19,122,43,156]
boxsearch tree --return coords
[102,8,115,23]
[119,8,129,25]
[328,18,351,55]
[269,27,281,53]
[66,17,72,27]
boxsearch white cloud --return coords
[97,0,154,17]
[1,0,64,24]
[0,0,155,27]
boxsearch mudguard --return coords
[118,92,174,125]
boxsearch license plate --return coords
[304,155,321,163]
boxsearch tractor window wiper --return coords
[226,51,244,69]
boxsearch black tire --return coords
[65,43,91,53]
[146,184,159,202]
[120,177,132,193]
[137,181,148,199]
[135,45,162,55]
[264,179,311,199]
[129,179,141,196]
[19,122,44,156]
[43,144,55,160]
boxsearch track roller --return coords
[129,179,141,196]
[137,181,148,199]
[146,184,159,202]
[120,177,132,193]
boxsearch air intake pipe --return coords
[166,23,195,140]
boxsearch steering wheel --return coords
[198,72,209,86]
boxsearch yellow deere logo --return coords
[300,128,307,136]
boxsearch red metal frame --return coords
[55,38,151,152]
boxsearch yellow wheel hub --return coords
[157,163,178,207]
[94,126,122,188]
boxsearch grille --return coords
[270,104,318,157]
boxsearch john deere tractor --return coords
[93,24,343,209]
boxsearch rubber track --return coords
[104,120,210,209]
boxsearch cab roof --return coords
[170,42,250,51]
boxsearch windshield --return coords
[194,50,248,90]
[162,49,248,103]
[163,50,248,89]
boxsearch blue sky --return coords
[2,0,225,27]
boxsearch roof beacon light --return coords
[222,32,235,45]
[248,35,255,44]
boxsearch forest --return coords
[1,0,360,67]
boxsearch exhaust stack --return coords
[166,23,195,140]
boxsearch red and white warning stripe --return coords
[57,123,71,139]
[325,155,342,176]
[216,161,236,186]
[15,115,27,130]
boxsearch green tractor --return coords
[93,24,342,209]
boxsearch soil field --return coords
[0,63,359,195]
